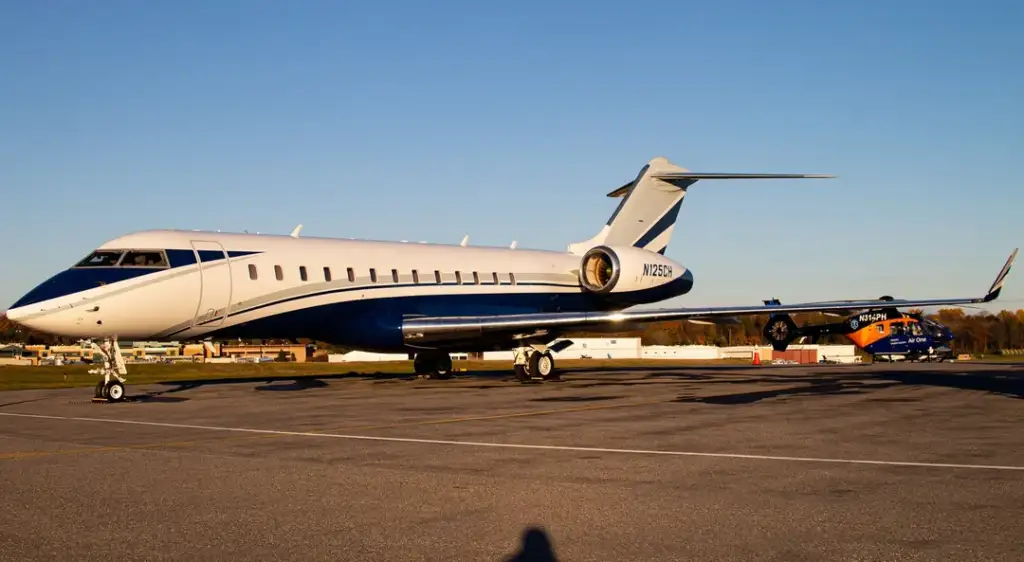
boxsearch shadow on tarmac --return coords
[504,527,558,562]
[669,364,1024,404]
[148,363,1024,403]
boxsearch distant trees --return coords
[568,308,1024,355]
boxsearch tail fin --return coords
[568,157,834,255]
[568,157,691,255]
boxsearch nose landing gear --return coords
[88,337,129,402]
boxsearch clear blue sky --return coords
[2,0,1022,312]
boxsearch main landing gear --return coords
[413,350,454,379]
[412,347,560,383]
[89,337,128,402]
[514,347,559,383]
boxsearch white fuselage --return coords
[6,229,692,352]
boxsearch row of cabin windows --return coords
[247,264,518,286]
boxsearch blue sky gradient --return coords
[2,0,1022,311]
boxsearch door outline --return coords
[190,240,233,328]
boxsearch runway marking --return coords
[2,412,1023,471]
[0,397,678,459]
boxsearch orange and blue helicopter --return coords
[760,297,956,362]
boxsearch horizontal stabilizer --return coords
[654,172,836,180]
[606,172,835,197]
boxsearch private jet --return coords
[6,157,1017,399]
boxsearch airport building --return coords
[4,337,857,366]
[3,340,313,366]
[326,338,860,364]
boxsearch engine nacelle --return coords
[578,245,693,303]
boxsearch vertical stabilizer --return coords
[568,157,692,255]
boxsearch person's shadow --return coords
[505,527,557,562]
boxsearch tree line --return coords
[570,307,1024,355]
[3,308,1023,355]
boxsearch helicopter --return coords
[761,297,957,362]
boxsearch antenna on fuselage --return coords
[290,224,303,238]
[460,234,469,247]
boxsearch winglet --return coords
[983,248,1018,302]
[460,235,469,247]
[290,224,303,238]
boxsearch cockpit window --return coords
[119,250,169,268]
[73,249,169,268]
[75,250,124,267]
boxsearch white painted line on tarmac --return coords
[3,411,1023,472]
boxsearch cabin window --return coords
[492,272,499,284]
[324,267,332,282]
[455,272,463,284]
[370,268,377,283]
[910,323,922,336]
[510,272,517,285]
[472,272,480,284]
[876,324,885,334]
[412,270,419,284]
[299,266,308,282]
[347,267,355,282]
[434,270,442,284]
[248,264,258,280]
[275,265,284,281]
[391,268,399,283]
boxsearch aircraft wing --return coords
[402,249,1017,345]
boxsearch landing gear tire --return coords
[105,381,125,402]
[529,351,557,380]
[513,349,557,383]
[434,353,453,380]
[414,351,453,380]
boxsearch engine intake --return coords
[577,245,690,303]
[580,246,620,293]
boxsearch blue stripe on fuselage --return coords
[192,270,694,329]
[9,268,160,309]
[186,271,695,351]
[8,249,262,309]
[198,291,603,352]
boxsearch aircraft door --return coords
[191,240,233,328]
[887,321,910,354]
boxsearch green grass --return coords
[0,358,753,392]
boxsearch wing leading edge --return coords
[402,249,1018,344]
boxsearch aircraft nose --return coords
[4,302,40,331]
[5,304,26,323]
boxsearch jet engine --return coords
[577,245,690,299]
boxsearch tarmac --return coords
[1,360,1023,561]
